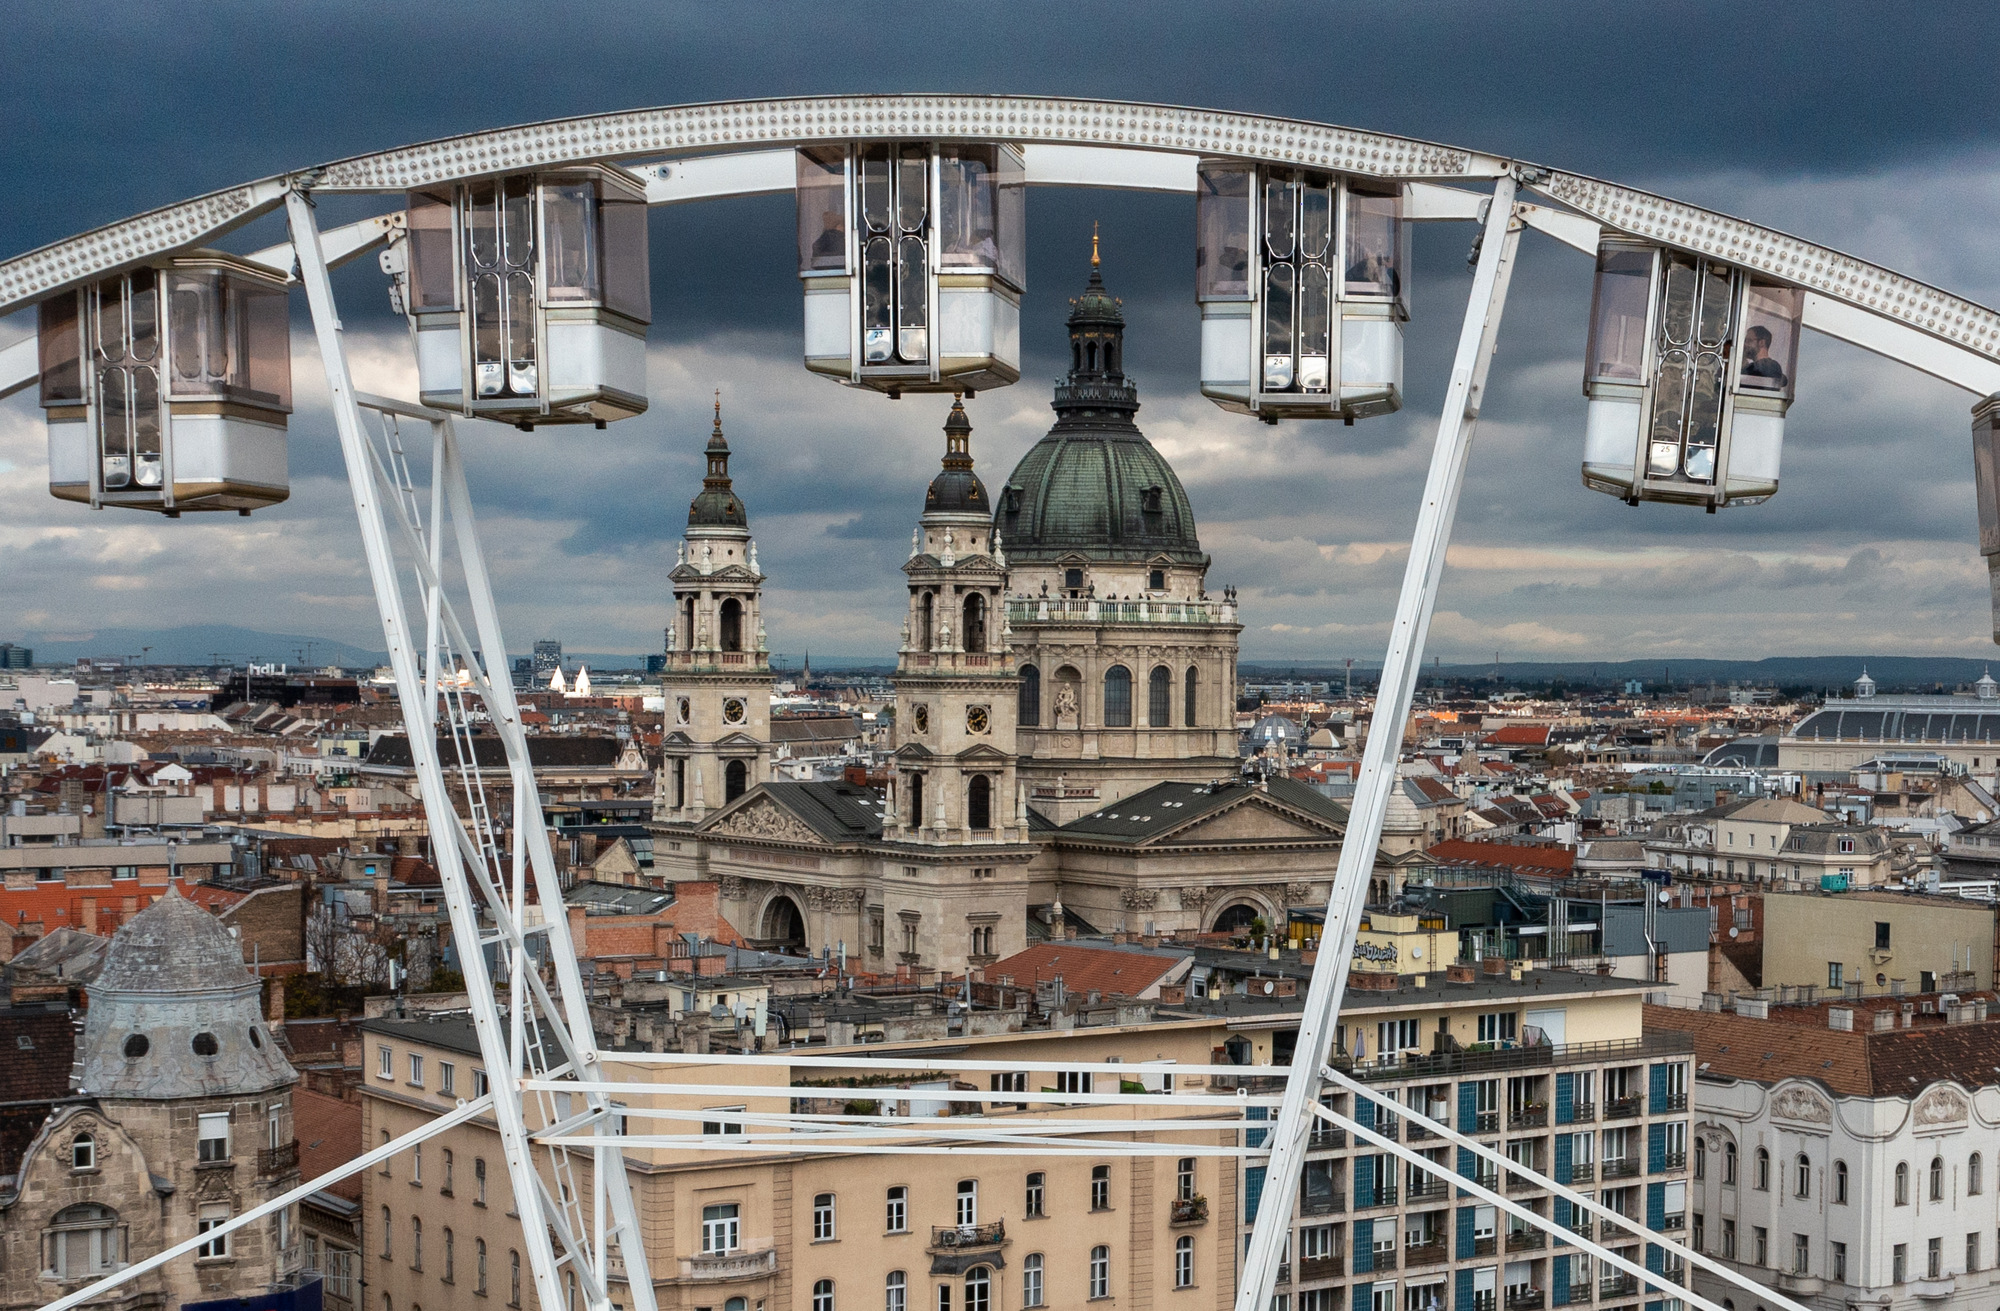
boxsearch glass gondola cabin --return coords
[401,167,650,427]
[1196,160,1407,421]
[40,252,292,515]
[797,142,1024,396]
[1580,238,1803,509]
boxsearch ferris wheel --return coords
[9,95,1997,1311]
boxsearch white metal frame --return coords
[11,94,2000,1311]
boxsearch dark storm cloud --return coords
[6,2,2000,661]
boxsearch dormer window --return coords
[72,1133,95,1170]
[1149,568,1166,592]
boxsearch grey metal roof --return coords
[758,780,888,843]
[1602,905,1710,957]
[1058,776,1347,846]
[364,735,628,769]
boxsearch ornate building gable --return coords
[1769,1084,1834,1126]
[1164,794,1345,845]
[704,794,824,847]
[1914,1083,1971,1130]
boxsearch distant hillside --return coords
[1241,655,2000,691]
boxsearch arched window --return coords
[1086,341,1098,371]
[47,1203,120,1277]
[1754,1147,1770,1191]
[476,1238,488,1295]
[964,1267,990,1311]
[1089,1245,1110,1299]
[967,775,992,831]
[918,592,935,650]
[1184,665,1199,727]
[1023,1254,1044,1308]
[1103,665,1132,727]
[381,1206,392,1258]
[1072,341,1082,371]
[1795,1154,1811,1198]
[1149,665,1172,727]
[412,1216,423,1271]
[1175,1235,1194,1288]
[71,1132,95,1170]
[1971,1153,1984,1196]
[475,1157,487,1204]
[887,1270,908,1311]
[1834,1159,1849,1204]
[1930,1155,1945,1201]
[1018,664,1040,727]
[956,1179,978,1226]
[719,598,743,652]
[1694,1137,1705,1180]
[1895,1161,1910,1205]
[812,1279,835,1311]
[444,1228,455,1283]
[962,593,986,652]
[725,759,748,803]
[510,1250,522,1307]
[1724,1141,1738,1184]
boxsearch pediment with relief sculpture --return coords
[708,795,821,846]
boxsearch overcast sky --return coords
[5,0,2000,665]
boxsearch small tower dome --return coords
[1977,668,1998,700]
[78,886,295,1099]
[924,397,989,514]
[1854,668,1876,699]
[687,392,748,529]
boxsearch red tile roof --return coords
[981,943,1182,998]
[1482,724,1552,747]
[1426,839,1575,874]
[1646,999,2000,1099]
[293,1088,364,1201]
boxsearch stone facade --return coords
[0,888,303,1311]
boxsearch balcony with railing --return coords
[1475,1111,1501,1134]
[1170,1195,1209,1226]
[1600,1158,1640,1180]
[1310,1125,1348,1150]
[1300,1254,1345,1282]
[1506,1229,1548,1253]
[1510,1106,1550,1130]
[1368,1249,1398,1273]
[1006,595,1235,628]
[1604,1095,1645,1121]
[1469,1168,1501,1192]
[1662,1150,1687,1172]
[259,1139,300,1177]
[1566,1162,1596,1185]
[1506,1169,1545,1195]
[1408,1174,1451,1202]
[1660,1092,1688,1113]
[1506,1290,1546,1310]
[1472,1236,1498,1258]
[929,1221,1007,1253]
[1405,1240,1450,1268]
[1567,1219,1593,1242]
[1359,1182,1399,1209]
[685,1248,780,1281]
[1473,1293,1497,1311]
[1570,1103,1598,1123]
[1331,1033,1695,1085]
[1302,1191,1347,1217]
[1599,1275,1638,1299]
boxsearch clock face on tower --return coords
[966,704,990,735]
[723,698,746,724]
[676,697,691,724]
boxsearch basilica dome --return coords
[997,253,1206,566]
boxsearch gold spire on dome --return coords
[713,389,722,435]
[1091,222,1100,268]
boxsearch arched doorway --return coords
[724,759,748,802]
[1212,902,1262,935]
[962,592,986,651]
[719,598,743,652]
[762,896,805,954]
[967,775,992,831]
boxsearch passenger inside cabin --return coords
[1740,325,1789,389]
[811,211,843,262]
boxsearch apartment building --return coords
[360,1010,1244,1311]
[1652,989,2000,1311]
[1225,969,1693,1311]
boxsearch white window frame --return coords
[197,1113,230,1164]
[700,1203,740,1254]
[813,1192,836,1241]
[196,1204,231,1259]
[886,1185,909,1233]
[440,1061,456,1095]
[378,1045,393,1079]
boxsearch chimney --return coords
[1827,1007,1853,1031]
[1701,992,1723,1013]
[1872,1009,1896,1032]
[268,977,286,1023]
[1735,997,1770,1019]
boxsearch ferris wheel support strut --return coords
[283,187,659,1311]
[1235,176,1522,1311]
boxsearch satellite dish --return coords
[1263,981,1276,995]
[1728,927,1740,939]
[1659,890,1671,904]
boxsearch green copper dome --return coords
[995,251,1206,565]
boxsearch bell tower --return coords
[656,395,771,823]
[888,398,1026,844]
